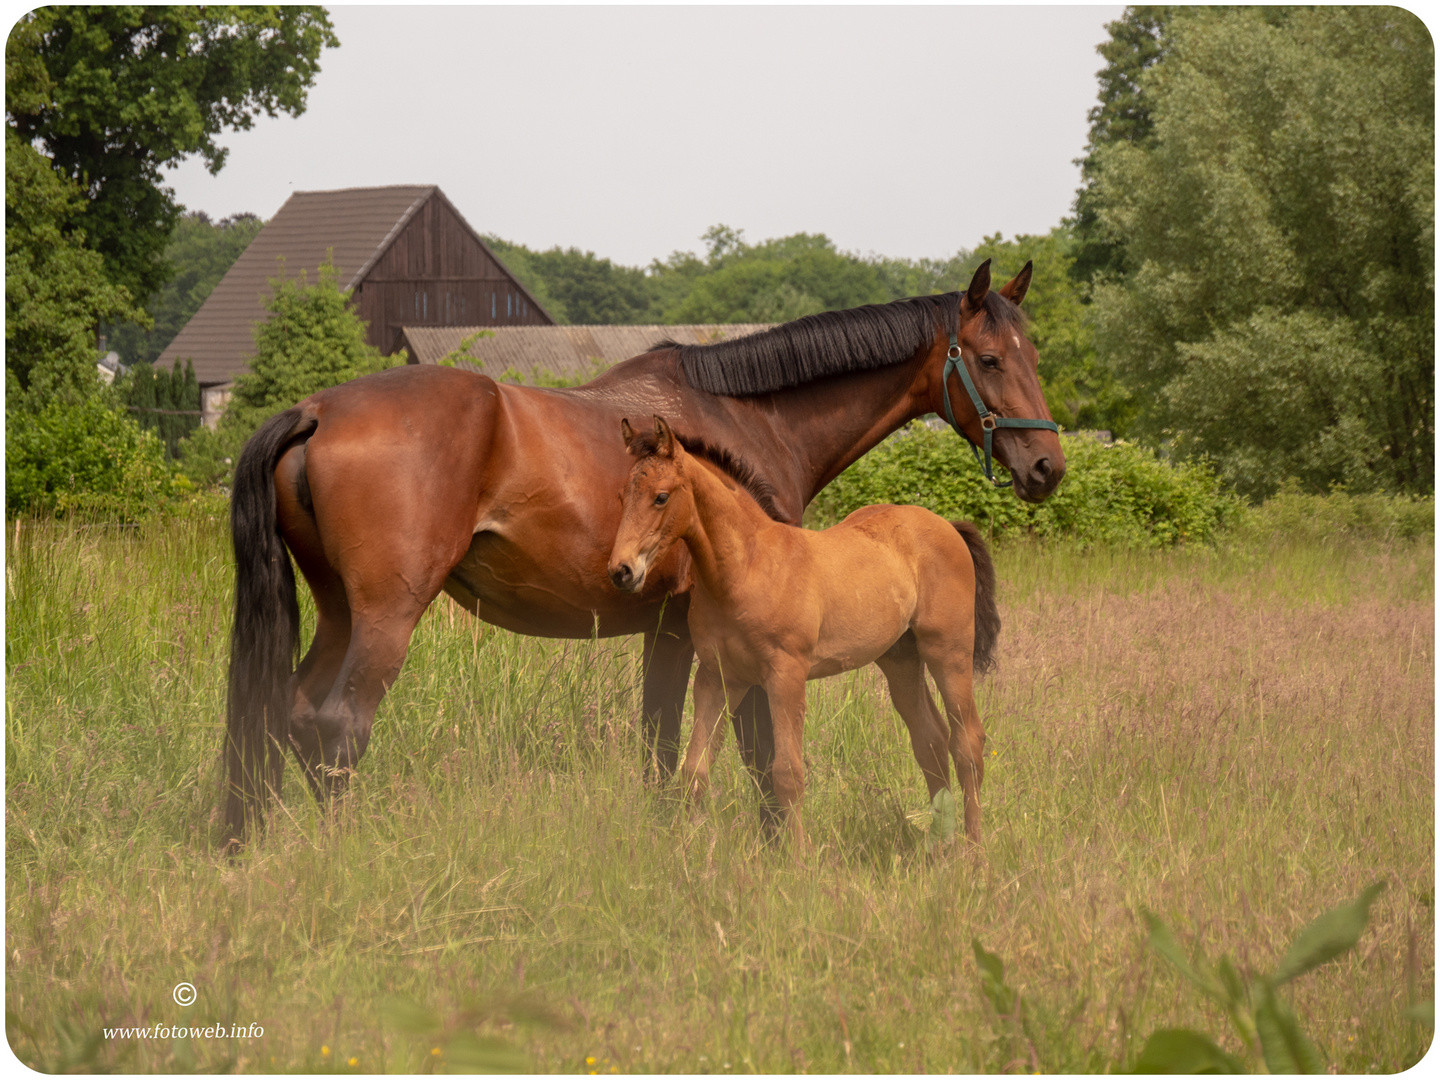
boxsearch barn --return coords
[157,184,553,425]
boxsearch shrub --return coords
[1235,481,1435,545]
[808,423,1241,546]
[6,396,176,519]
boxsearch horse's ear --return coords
[965,258,992,314]
[621,417,637,450]
[652,415,676,458]
[999,260,1033,307]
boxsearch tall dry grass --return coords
[4,516,1433,1072]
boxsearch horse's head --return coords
[610,415,691,593]
[936,259,1065,503]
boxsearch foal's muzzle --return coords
[609,562,641,592]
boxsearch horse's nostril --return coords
[610,564,633,589]
[1032,457,1053,482]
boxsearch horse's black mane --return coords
[651,290,1027,398]
[627,429,786,523]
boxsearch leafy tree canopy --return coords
[6,5,336,302]
[1085,6,1433,498]
[5,127,143,410]
[1069,6,1292,285]
[484,237,653,324]
[107,210,265,367]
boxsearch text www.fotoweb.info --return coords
[103,1022,264,1041]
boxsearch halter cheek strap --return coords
[941,331,1060,488]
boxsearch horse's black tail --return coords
[952,521,1000,675]
[224,408,310,847]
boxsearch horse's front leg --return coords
[641,598,695,781]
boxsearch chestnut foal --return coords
[609,416,999,848]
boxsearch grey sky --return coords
[166,5,1123,267]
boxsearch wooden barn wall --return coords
[354,195,549,353]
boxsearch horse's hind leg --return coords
[285,435,478,805]
[875,632,953,801]
[276,443,352,799]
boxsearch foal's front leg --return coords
[680,664,745,802]
[763,660,811,852]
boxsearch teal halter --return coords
[941,331,1060,488]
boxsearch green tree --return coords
[107,211,265,367]
[1069,6,1175,285]
[178,257,395,486]
[652,227,891,323]
[484,237,653,324]
[6,6,336,303]
[5,127,143,409]
[1068,6,1294,286]
[116,358,201,460]
[1086,7,1433,498]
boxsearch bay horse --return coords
[609,415,999,847]
[225,259,1063,844]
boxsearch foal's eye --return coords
[979,354,1001,370]
[654,492,669,507]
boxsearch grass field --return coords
[5,514,1434,1073]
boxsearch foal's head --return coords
[609,416,690,593]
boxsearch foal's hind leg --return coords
[732,687,780,829]
[916,637,985,844]
[874,632,953,802]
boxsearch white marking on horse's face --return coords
[1010,333,1022,351]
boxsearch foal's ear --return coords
[964,258,992,314]
[652,415,676,458]
[621,417,638,451]
[999,260,1033,307]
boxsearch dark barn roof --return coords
[397,324,774,383]
[159,185,551,385]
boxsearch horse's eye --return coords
[654,492,669,507]
[980,354,1001,370]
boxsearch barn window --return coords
[491,292,496,319]
[507,293,512,318]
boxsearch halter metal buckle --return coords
[947,343,962,360]
[980,414,997,432]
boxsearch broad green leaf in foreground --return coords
[1131,1028,1244,1074]
[1272,881,1385,985]
[1255,982,1326,1074]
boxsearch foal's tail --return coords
[224,407,310,847]
[952,521,1000,675]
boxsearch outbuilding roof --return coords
[396,324,774,383]
[157,185,549,384]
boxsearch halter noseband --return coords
[940,330,1060,488]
